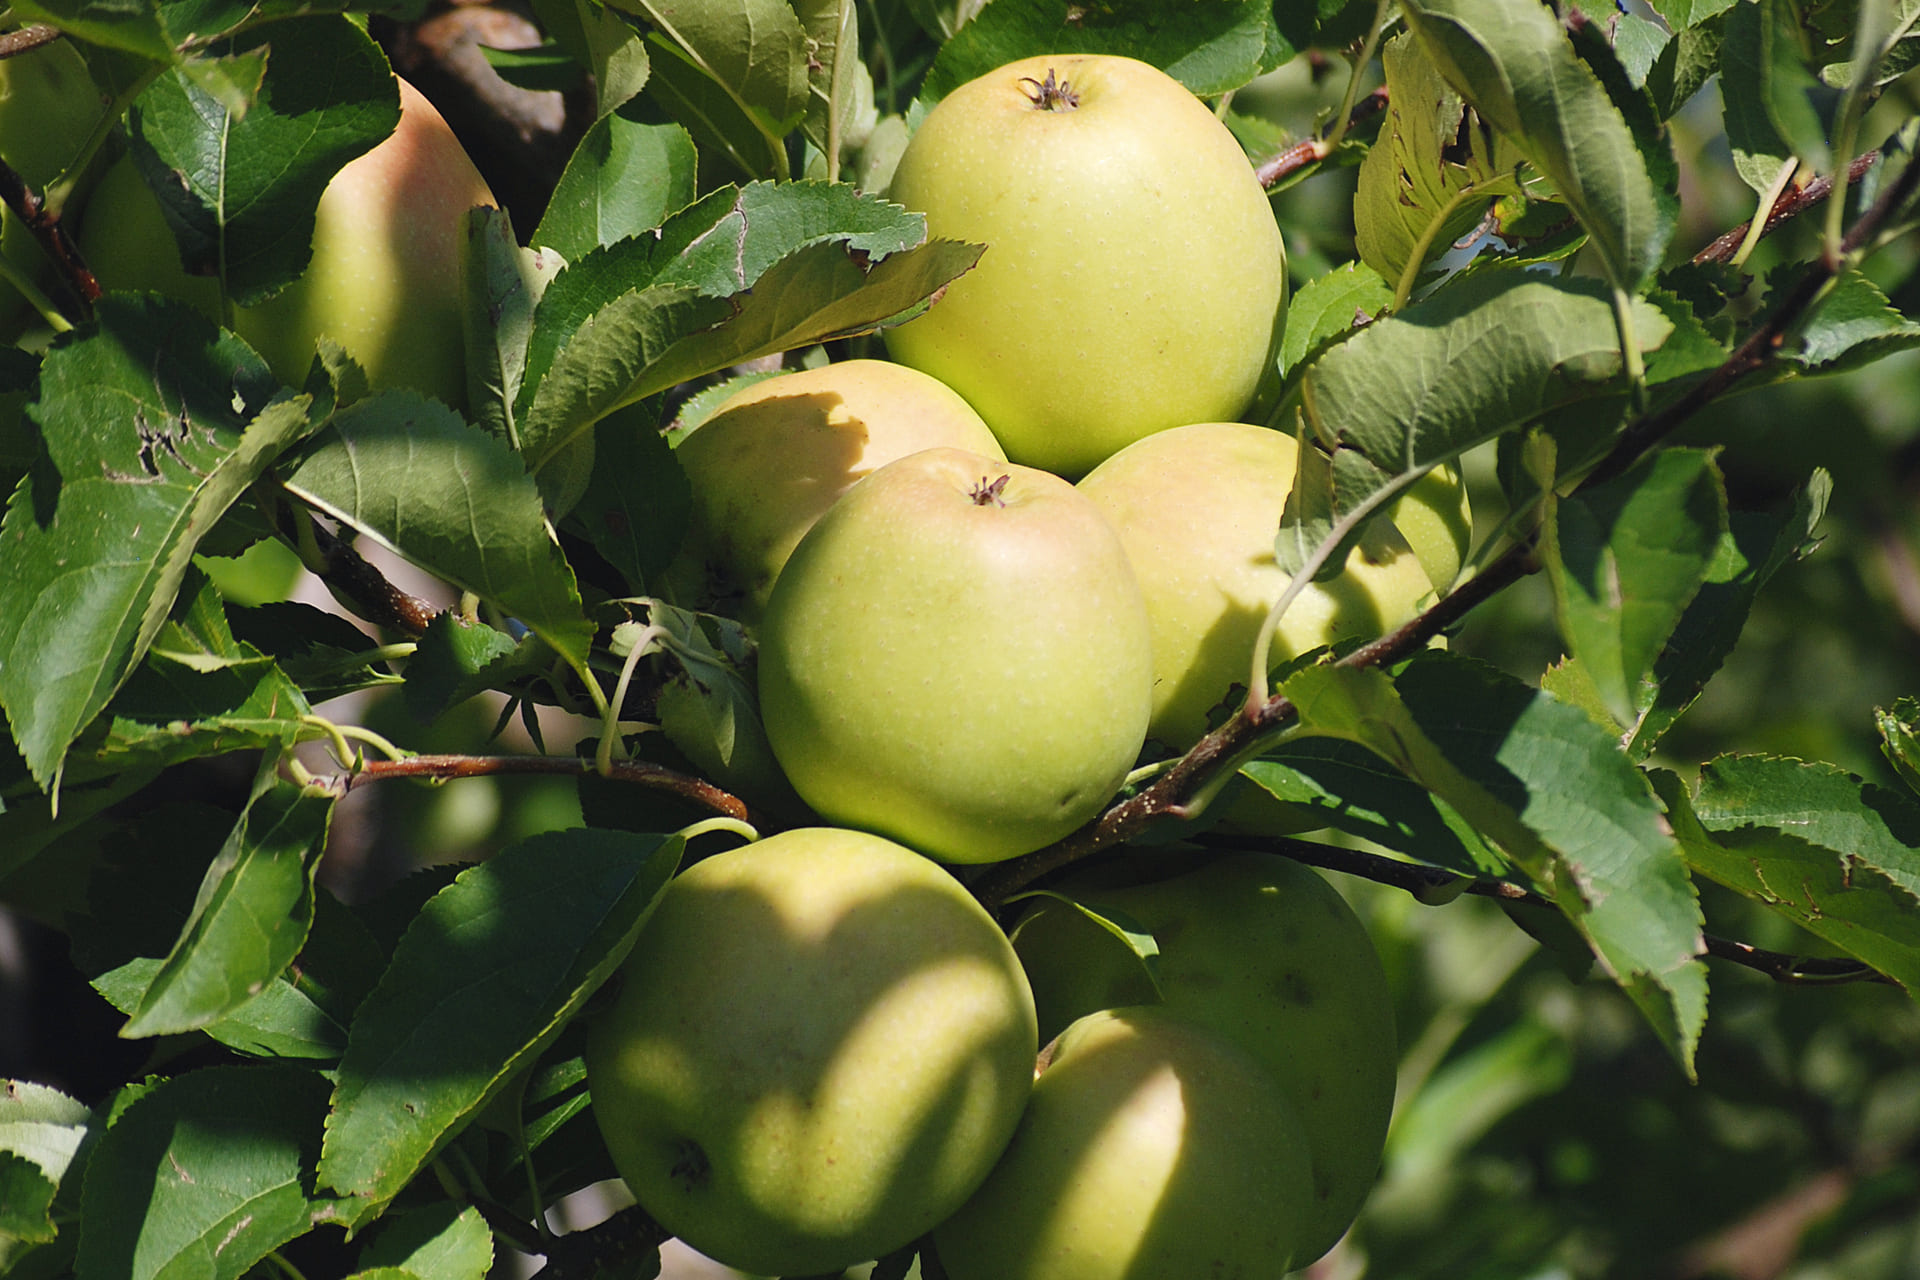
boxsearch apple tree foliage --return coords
[1,0,1920,1276]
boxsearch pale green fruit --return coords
[1078,421,1442,750]
[584,827,1038,1277]
[1008,852,1396,1264]
[81,78,492,407]
[1394,462,1474,593]
[673,359,1004,615]
[884,54,1286,478]
[758,446,1152,863]
[933,1007,1316,1280]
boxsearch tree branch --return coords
[0,154,97,325]
[1256,86,1388,190]
[338,752,756,824]
[0,24,62,59]
[1693,152,1881,267]
[526,1205,671,1280]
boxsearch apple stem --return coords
[1017,69,1079,110]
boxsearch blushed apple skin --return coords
[1008,852,1397,1265]
[673,359,1005,615]
[1078,421,1442,750]
[582,827,1038,1278]
[883,54,1287,478]
[757,446,1152,864]
[932,1007,1316,1280]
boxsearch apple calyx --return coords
[971,473,1011,506]
[1018,68,1078,110]
[671,1140,711,1191]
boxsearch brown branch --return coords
[527,1205,671,1280]
[0,24,62,59]
[0,154,98,323]
[976,148,1920,917]
[1693,152,1882,267]
[1256,86,1388,190]
[341,753,756,824]
[1195,833,1898,987]
[301,517,441,636]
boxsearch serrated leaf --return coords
[1544,447,1727,727]
[534,108,698,262]
[922,0,1285,99]
[281,391,594,668]
[121,769,334,1038]
[8,0,174,61]
[1278,261,1393,382]
[96,957,348,1058]
[1658,760,1920,996]
[74,1066,334,1280]
[1284,654,1707,1074]
[227,601,404,703]
[1785,268,1920,371]
[1877,696,1920,797]
[1400,0,1670,290]
[402,612,523,723]
[0,1151,58,1246]
[1647,12,1728,119]
[318,828,682,1223]
[562,401,690,594]
[0,1080,89,1192]
[622,0,809,181]
[796,0,860,176]
[0,296,315,790]
[126,17,400,305]
[1353,32,1524,288]
[1722,0,1834,193]
[357,1203,494,1280]
[462,207,566,449]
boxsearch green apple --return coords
[1078,421,1448,749]
[583,827,1038,1277]
[81,76,493,407]
[1008,852,1397,1265]
[757,446,1152,863]
[0,37,104,331]
[883,54,1287,478]
[932,1006,1316,1280]
[672,358,1005,615]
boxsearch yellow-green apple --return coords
[0,37,103,331]
[1007,852,1396,1264]
[80,76,493,407]
[583,827,1037,1277]
[1078,421,1447,749]
[883,54,1287,478]
[932,1006,1316,1280]
[671,359,1004,615]
[757,446,1152,863]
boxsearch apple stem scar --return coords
[1018,69,1079,110]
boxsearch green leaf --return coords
[1646,11,1728,119]
[281,391,595,668]
[126,17,400,304]
[796,0,861,174]
[1543,447,1728,727]
[1877,696,1920,797]
[479,42,584,93]
[462,206,566,450]
[922,0,1285,99]
[357,1203,494,1280]
[0,1079,89,1238]
[1278,262,1394,382]
[1722,0,1832,192]
[1283,655,1707,1074]
[0,295,316,790]
[1385,1018,1572,1184]
[1005,889,1164,998]
[95,957,348,1059]
[401,612,523,723]
[1400,0,1671,289]
[1659,759,1920,996]
[318,828,683,1223]
[1353,32,1523,288]
[1649,0,1741,28]
[561,401,690,594]
[0,1152,58,1248]
[534,108,699,261]
[1784,268,1920,372]
[228,601,405,704]
[9,0,173,61]
[121,768,335,1038]
[75,1066,333,1280]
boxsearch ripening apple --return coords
[671,359,1005,615]
[883,54,1287,478]
[80,76,493,408]
[1078,421,1457,749]
[1007,852,1397,1265]
[757,446,1153,863]
[932,1007,1317,1280]
[583,827,1038,1277]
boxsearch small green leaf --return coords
[562,401,690,594]
[228,601,405,704]
[95,958,348,1059]
[318,828,683,1223]
[1722,0,1832,192]
[0,1152,59,1246]
[402,613,523,724]
[356,1203,494,1280]
[0,1079,90,1204]
[462,206,566,449]
[1277,260,1393,381]
[0,296,316,790]
[1785,268,1920,372]
[74,1066,334,1280]
[535,109,699,262]
[1007,889,1164,999]
[1877,696,1920,798]
[282,391,595,669]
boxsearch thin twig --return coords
[0,24,62,59]
[339,753,756,824]
[0,155,97,324]
[1693,152,1882,267]
[1256,86,1389,190]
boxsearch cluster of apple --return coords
[585,53,1450,1280]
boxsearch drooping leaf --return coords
[227,601,405,704]
[401,612,524,724]
[1543,447,1727,727]
[126,16,400,304]
[121,767,335,1038]
[74,1066,334,1280]
[533,109,699,262]
[1722,0,1833,193]
[796,0,862,176]
[921,0,1286,99]
[318,828,682,1224]
[1400,0,1671,290]
[0,295,316,790]
[281,391,595,668]
[95,958,348,1059]
[1283,654,1707,1074]
[1659,758,1920,996]
[1877,696,1920,798]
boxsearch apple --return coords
[1078,421,1450,749]
[1007,852,1397,1265]
[582,826,1038,1277]
[882,54,1287,478]
[756,446,1153,863]
[0,37,103,332]
[932,1006,1316,1280]
[80,76,493,408]
[671,358,1005,615]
